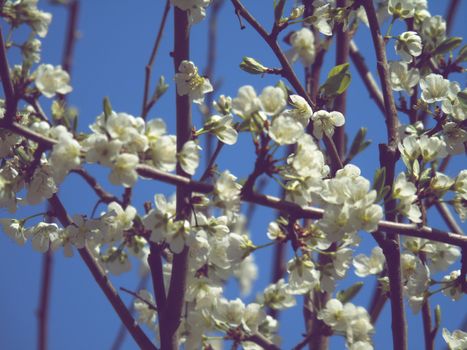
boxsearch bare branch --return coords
[0,27,17,125]
[349,40,385,114]
[141,0,171,119]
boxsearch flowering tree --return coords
[0,0,466,350]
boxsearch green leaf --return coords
[320,63,351,98]
[337,282,364,304]
[434,305,441,330]
[456,45,467,63]
[103,96,112,121]
[432,37,462,56]
[373,167,386,194]
[412,159,420,180]
[347,128,370,162]
[275,80,292,99]
[239,57,269,75]
[458,90,467,109]
[155,75,169,99]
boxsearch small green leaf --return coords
[432,37,462,56]
[412,159,420,179]
[347,128,371,162]
[337,282,364,304]
[434,305,441,330]
[155,75,169,99]
[320,63,351,98]
[239,57,269,75]
[456,45,467,62]
[103,96,112,121]
[373,167,386,194]
[458,90,467,109]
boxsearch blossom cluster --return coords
[0,0,466,349]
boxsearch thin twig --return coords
[445,0,460,35]
[199,140,224,182]
[110,274,149,350]
[120,286,157,311]
[141,0,171,119]
[61,0,80,75]
[203,0,225,164]
[435,201,464,235]
[349,40,385,114]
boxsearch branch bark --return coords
[363,1,407,349]
[156,7,192,350]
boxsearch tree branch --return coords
[156,7,192,350]
[363,1,407,349]
[0,27,17,125]
[141,0,171,119]
[349,40,385,114]
[47,194,156,350]
[37,247,53,350]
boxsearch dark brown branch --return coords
[37,248,53,350]
[349,40,385,114]
[0,27,17,125]
[70,168,121,205]
[61,0,80,75]
[445,0,460,35]
[148,243,167,315]
[243,333,280,350]
[422,299,434,350]
[157,7,192,350]
[203,0,225,163]
[199,140,224,182]
[141,0,171,119]
[47,194,156,350]
[363,0,407,347]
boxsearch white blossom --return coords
[259,86,286,116]
[443,328,467,350]
[232,85,262,119]
[171,0,211,24]
[134,289,157,326]
[353,247,385,277]
[0,218,27,245]
[395,31,422,63]
[175,60,213,104]
[389,61,420,93]
[178,140,201,175]
[287,256,320,295]
[269,114,304,145]
[311,110,345,139]
[287,27,316,66]
[109,153,139,187]
[203,114,238,145]
[34,64,72,98]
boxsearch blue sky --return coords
[0,1,466,349]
